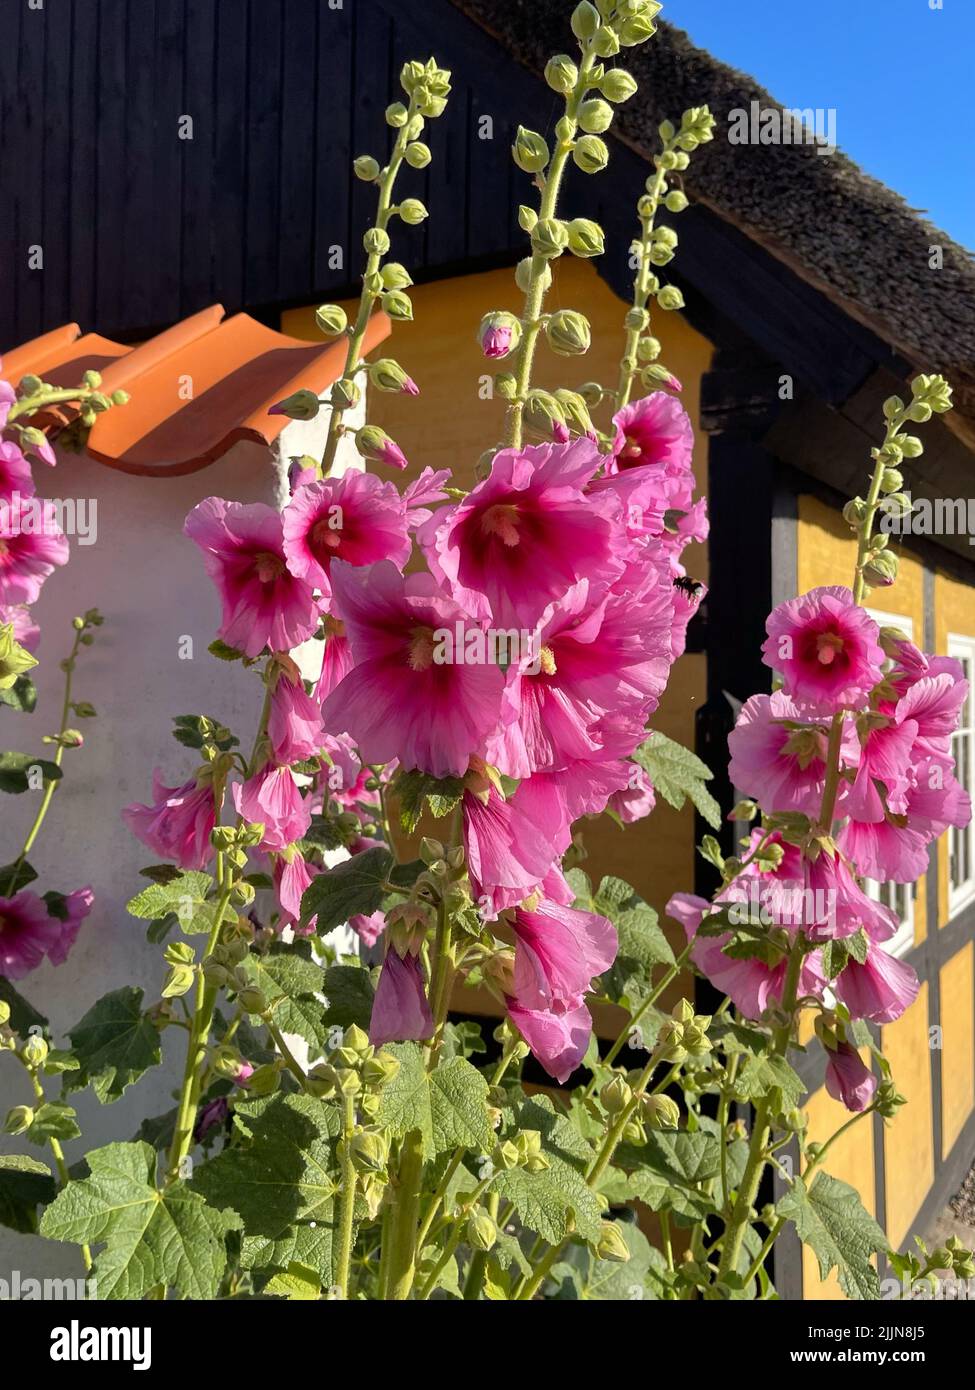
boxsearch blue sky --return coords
[661,0,975,249]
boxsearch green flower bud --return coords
[643,1093,680,1130]
[478,311,522,360]
[330,378,360,411]
[315,304,348,337]
[237,987,268,1016]
[495,1139,521,1170]
[601,68,638,103]
[363,227,391,256]
[573,135,609,175]
[495,373,518,400]
[270,388,320,421]
[111,388,130,406]
[593,25,621,58]
[398,198,428,226]
[899,434,924,458]
[578,381,604,406]
[625,306,650,332]
[880,468,904,493]
[842,497,867,528]
[579,98,613,134]
[570,1,600,41]
[656,284,685,312]
[343,1024,372,1057]
[381,290,414,322]
[523,389,567,440]
[513,126,550,174]
[883,395,905,421]
[907,400,933,423]
[664,189,689,213]
[381,263,413,291]
[466,1211,498,1252]
[595,1221,631,1263]
[4,1105,34,1136]
[863,549,899,587]
[518,205,539,232]
[202,959,230,989]
[362,1050,400,1089]
[349,1128,388,1174]
[619,12,658,46]
[883,492,914,519]
[386,102,408,127]
[354,155,381,182]
[419,837,446,866]
[531,218,569,259]
[637,336,662,362]
[0,622,38,690]
[911,373,953,413]
[22,1033,49,1068]
[405,141,432,169]
[247,1064,281,1097]
[566,217,605,258]
[367,359,411,394]
[545,54,578,94]
[515,256,552,294]
[554,388,596,438]
[545,309,592,357]
[600,1075,633,1114]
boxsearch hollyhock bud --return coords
[4,1105,34,1135]
[381,290,413,322]
[665,189,689,213]
[566,217,605,258]
[573,135,609,174]
[595,1222,631,1263]
[369,946,434,1047]
[467,1211,498,1252]
[0,622,37,690]
[824,1042,877,1113]
[643,1094,680,1130]
[656,285,685,312]
[368,359,419,395]
[398,198,428,226]
[641,363,682,393]
[386,102,407,126]
[478,311,522,360]
[545,54,578,93]
[579,98,613,134]
[863,549,898,587]
[554,389,596,438]
[602,69,638,103]
[268,388,321,421]
[405,141,432,168]
[531,218,569,259]
[315,304,348,336]
[381,262,413,290]
[22,1033,48,1068]
[355,425,409,470]
[513,126,550,173]
[571,2,600,41]
[600,1076,632,1113]
[545,310,592,357]
[354,155,380,181]
[331,378,360,411]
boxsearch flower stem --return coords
[334,1092,358,1299]
[614,137,675,411]
[385,1128,425,1300]
[27,1069,92,1271]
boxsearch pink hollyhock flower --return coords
[511,758,632,859]
[195,1096,230,1141]
[834,940,919,1024]
[0,891,61,978]
[314,618,354,702]
[47,885,95,966]
[0,603,40,652]
[507,999,593,1085]
[896,673,968,756]
[268,671,324,765]
[825,1043,878,1113]
[728,692,859,817]
[611,392,694,475]
[839,752,971,883]
[666,893,826,1020]
[463,786,561,919]
[273,852,319,935]
[184,497,319,657]
[735,848,898,944]
[487,578,675,779]
[0,498,69,604]
[762,586,885,713]
[669,576,705,659]
[350,911,385,948]
[322,560,504,778]
[511,900,617,1014]
[0,375,15,430]
[370,946,434,1046]
[608,768,656,824]
[320,731,364,803]
[418,438,626,628]
[122,770,217,870]
[844,716,918,823]
[404,467,452,528]
[281,470,411,600]
[233,763,311,852]
[0,440,34,500]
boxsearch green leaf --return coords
[585,875,673,1010]
[0,1154,56,1233]
[264,1261,321,1300]
[321,964,375,1032]
[732,1053,805,1115]
[193,1093,347,1289]
[208,639,245,662]
[0,675,37,713]
[494,1096,602,1245]
[126,871,230,937]
[240,946,328,1056]
[40,1142,240,1300]
[65,987,161,1104]
[633,732,721,828]
[583,1223,666,1301]
[777,1172,888,1300]
[0,751,62,793]
[376,1042,435,1158]
[394,769,466,833]
[441,1020,487,1060]
[0,859,38,893]
[0,975,47,1034]
[430,1057,495,1155]
[171,714,238,752]
[299,845,393,932]
[26,1102,81,1145]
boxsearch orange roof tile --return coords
[2,307,390,477]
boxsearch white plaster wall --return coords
[0,405,364,1281]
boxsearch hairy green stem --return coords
[385,1129,425,1300]
[335,1092,358,1299]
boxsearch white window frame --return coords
[947,631,975,919]
[861,609,918,957]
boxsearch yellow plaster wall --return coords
[881,983,934,1249]
[283,262,714,924]
[939,942,974,1158]
[802,1065,876,1299]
